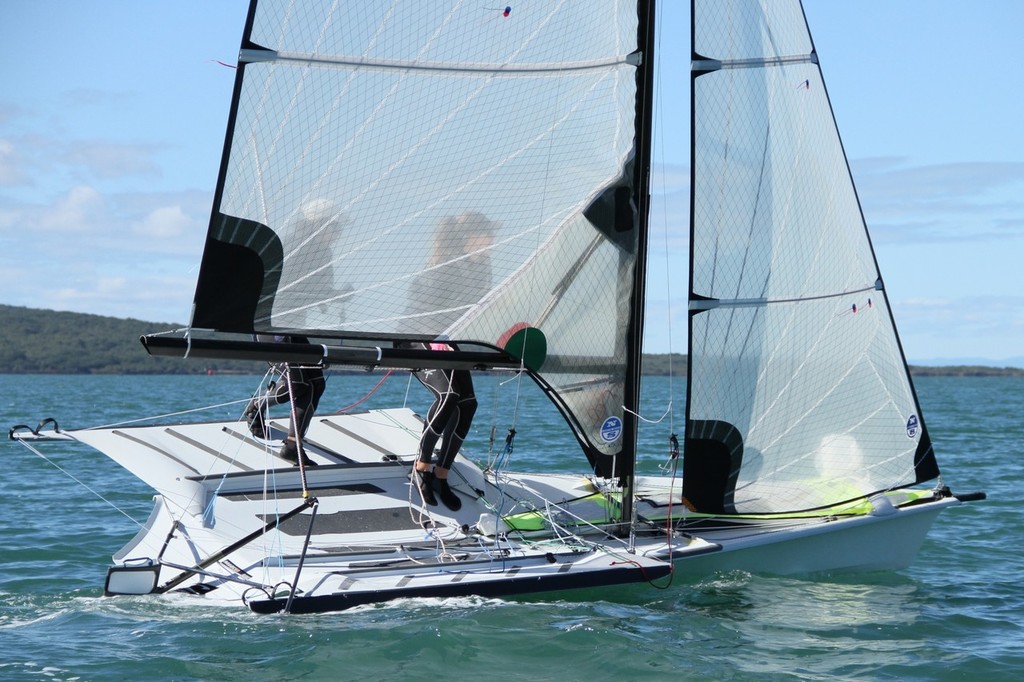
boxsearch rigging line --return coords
[622,400,673,425]
[262,455,286,574]
[242,366,292,574]
[494,472,627,547]
[16,439,145,529]
[190,366,286,535]
[89,398,252,430]
[486,370,527,473]
[207,375,291,520]
[646,438,681,589]
[402,369,415,410]
[333,369,394,413]
[284,367,310,496]
[405,467,459,559]
[485,374,503,469]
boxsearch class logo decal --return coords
[600,416,622,443]
[906,414,919,438]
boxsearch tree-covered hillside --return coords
[0,305,261,374]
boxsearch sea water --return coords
[1,373,1021,680]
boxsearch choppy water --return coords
[1,373,1021,680]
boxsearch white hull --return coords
[15,408,959,613]
[668,498,953,577]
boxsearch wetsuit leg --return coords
[435,370,477,470]
[414,368,462,464]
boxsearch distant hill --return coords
[0,304,261,374]
[0,304,1021,377]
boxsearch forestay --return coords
[684,0,939,514]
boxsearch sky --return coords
[1,1,1022,366]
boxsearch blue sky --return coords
[1,1,1022,366]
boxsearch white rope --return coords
[622,400,674,425]
[405,468,462,562]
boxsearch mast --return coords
[683,0,698,511]
[618,0,657,529]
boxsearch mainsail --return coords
[181,1,656,477]
[684,0,939,514]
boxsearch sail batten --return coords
[241,47,636,74]
[690,283,882,311]
[693,53,816,73]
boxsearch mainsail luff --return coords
[684,0,939,514]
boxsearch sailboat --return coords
[12,0,984,614]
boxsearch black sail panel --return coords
[192,214,282,333]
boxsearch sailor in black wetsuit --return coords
[410,347,477,510]
[245,335,325,467]
[405,211,496,510]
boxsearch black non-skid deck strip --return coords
[255,421,357,464]
[319,419,409,459]
[222,483,384,502]
[247,562,672,614]
[299,437,357,464]
[111,430,202,476]
[220,423,348,466]
[186,459,405,483]
[259,507,424,535]
[165,427,256,472]
[221,426,310,464]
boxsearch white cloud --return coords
[54,276,127,302]
[40,271,195,325]
[39,185,105,231]
[134,205,196,239]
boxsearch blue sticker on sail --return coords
[600,416,622,443]
[906,414,919,438]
